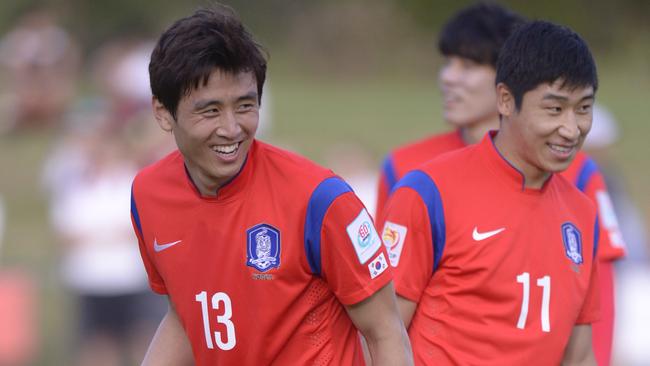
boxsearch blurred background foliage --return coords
[0,0,648,365]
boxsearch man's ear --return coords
[496,83,515,118]
[152,98,174,132]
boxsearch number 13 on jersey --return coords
[195,291,237,350]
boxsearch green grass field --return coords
[0,57,648,364]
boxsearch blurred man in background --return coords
[375,4,625,364]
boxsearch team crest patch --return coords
[561,222,583,264]
[246,223,281,272]
[381,221,407,267]
[346,209,382,264]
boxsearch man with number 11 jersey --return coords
[379,21,602,365]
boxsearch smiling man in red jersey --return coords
[130,5,412,365]
[379,21,602,365]
[376,5,624,364]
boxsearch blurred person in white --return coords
[323,144,379,216]
[42,39,169,366]
[0,9,81,132]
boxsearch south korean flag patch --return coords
[368,252,389,279]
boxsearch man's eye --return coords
[546,106,562,114]
[577,104,592,114]
[204,108,219,114]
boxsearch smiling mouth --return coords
[547,143,575,156]
[211,142,240,156]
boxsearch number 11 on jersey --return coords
[195,291,237,350]
[516,273,551,332]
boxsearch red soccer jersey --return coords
[379,132,600,365]
[131,140,391,365]
[377,130,624,264]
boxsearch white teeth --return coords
[212,143,238,154]
[548,144,572,153]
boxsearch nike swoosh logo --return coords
[472,227,505,241]
[154,238,182,252]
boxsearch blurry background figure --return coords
[323,144,378,215]
[0,195,38,366]
[0,9,81,133]
[586,104,650,366]
[42,38,169,366]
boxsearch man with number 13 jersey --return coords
[132,141,392,364]
[130,6,411,365]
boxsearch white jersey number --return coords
[195,291,237,350]
[516,272,551,332]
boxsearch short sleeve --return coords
[378,184,434,303]
[131,184,167,294]
[308,178,392,306]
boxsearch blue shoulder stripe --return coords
[575,158,599,192]
[394,170,446,272]
[381,154,398,193]
[130,185,143,238]
[304,177,353,275]
[593,215,600,259]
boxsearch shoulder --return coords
[551,173,596,215]
[391,130,464,161]
[386,130,465,176]
[416,142,478,183]
[255,140,335,187]
[257,141,334,184]
[132,150,184,194]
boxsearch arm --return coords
[396,295,418,329]
[345,282,413,366]
[142,301,194,366]
[561,325,597,366]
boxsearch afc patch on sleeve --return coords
[381,221,407,267]
[346,209,382,264]
[368,252,388,279]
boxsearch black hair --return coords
[438,2,524,67]
[496,20,598,109]
[149,4,267,119]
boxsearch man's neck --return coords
[492,129,551,189]
[459,115,500,145]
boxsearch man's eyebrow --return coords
[578,93,595,102]
[541,93,569,102]
[237,91,258,102]
[541,93,595,103]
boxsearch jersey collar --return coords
[480,131,553,194]
[184,140,257,202]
